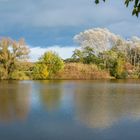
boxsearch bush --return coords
[32,63,49,80]
[0,67,8,80]
[39,51,64,77]
[9,71,29,80]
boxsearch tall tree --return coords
[0,38,30,79]
[74,28,121,55]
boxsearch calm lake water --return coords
[0,80,140,140]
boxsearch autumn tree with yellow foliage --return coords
[0,38,30,79]
[32,51,64,79]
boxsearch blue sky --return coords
[0,0,140,60]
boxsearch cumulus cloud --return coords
[29,45,77,62]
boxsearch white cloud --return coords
[29,45,77,62]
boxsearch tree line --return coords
[0,38,64,80]
[66,28,140,79]
[0,28,140,80]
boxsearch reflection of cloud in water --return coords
[0,81,31,123]
[74,82,140,129]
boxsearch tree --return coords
[72,46,100,64]
[0,38,30,79]
[74,28,121,55]
[129,37,140,66]
[114,37,140,67]
[73,28,140,78]
[99,50,126,78]
[38,51,64,78]
[72,49,84,63]
[95,0,140,17]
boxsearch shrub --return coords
[39,51,64,77]
[32,63,49,80]
[9,71,29,80]
[0,67,8,80]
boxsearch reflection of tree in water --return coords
[74,82,140,129]
[39,81,62,111]
[0,81,31,122]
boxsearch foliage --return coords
[73,28,140,79]
[32,63,49,80]
[111,57,126,78]
[39,51,64,77]
[72,46,102,64]
[1,30,140,80]
[0,38,30,79]
[74,28,121,55]
[53,63,110,80]
[9,70,29,80]
[95,0,140,17]
[0,66,8,80]
[16,61,34,71]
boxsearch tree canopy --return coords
[0,31,140,80]
[0,38,30,79]
[95,0,140,16]
[73,28,140,78]
[32,51,64,79]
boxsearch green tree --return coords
[72,49,84,63]
[95,0,140,16]
[99,50,126,78]
[72,46,100,64]
[39,51,64,78]
[9,70,29,80]
[32,63,49,80]
[115,57,126,78]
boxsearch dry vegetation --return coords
[53,63,111,80]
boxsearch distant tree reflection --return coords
[74,82,140,129]
[38,81,62,111]
[0,81,31,123]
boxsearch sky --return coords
[0,0,140,61]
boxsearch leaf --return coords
[95,0,99,4]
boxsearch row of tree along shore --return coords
[1,28,140,80]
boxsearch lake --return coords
[0,80,140,140]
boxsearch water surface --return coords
[0,80,140,140]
